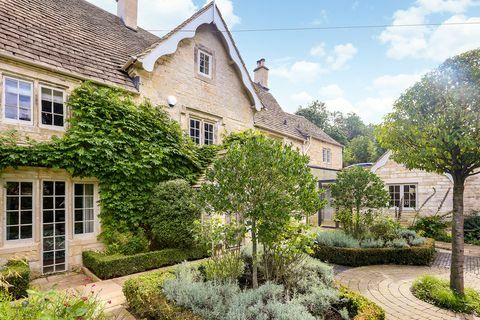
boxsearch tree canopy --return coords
[201,130,323,287]
[378,49,480,294]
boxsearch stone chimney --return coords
[254,58,269,89]
[117,0,138,30]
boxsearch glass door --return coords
[42,181,66,274]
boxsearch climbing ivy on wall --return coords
[0,82,217,240]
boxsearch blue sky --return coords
[87,0,480,124]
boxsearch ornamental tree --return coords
[378,49,480,295]
[201,131,323,288]
[330,166,390,238]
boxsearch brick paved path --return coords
[336,260,480,320]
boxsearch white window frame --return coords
[189,117,216,145]
[197,50,212,78]
[388,183,418,210]
[2,76,34,125]
[73,183,96,236]
[39,85,66,130]
[3,179,35,245]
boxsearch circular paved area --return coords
[335,253,480,320]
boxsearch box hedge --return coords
[0,260,30,299]
[123,270,200,320]
[83,247,208,280]
[313,238,435,267]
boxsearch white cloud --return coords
[310,43,326,57]
[326,43,358,70]
[291,91,314,105]
[324,97,355,114]
[270,61,324,83]
[379,0,480,61]
[371,72,424,97]
[319,84,344,98]
[206,0,241,28]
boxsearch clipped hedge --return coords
[340,286,385,320]
[0,260,30,299]
[83,248,208,280]
[123,270,200,320]
[313,238,435,267]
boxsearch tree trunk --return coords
[450,175,465,295]
[251,219,258,289]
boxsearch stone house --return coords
[372,151,480,222]
[0,0,342,274]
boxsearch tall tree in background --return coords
[296,102,382,165]
[379,49,480,295]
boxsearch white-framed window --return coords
[5,181,33,241]
[388,184,417,209]
[197,50,212,78]
[40,86,65,128]
[189,118,215,145]
[74,183,95,235]
[322,148,332,164]
[3,76,33,124]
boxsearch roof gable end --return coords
[135,3,263,111]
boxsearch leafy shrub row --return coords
[83,248,208,280]
[312,238,435,267]
[412,275,480,314]
[0,260,30,299]
[339,286,386,320]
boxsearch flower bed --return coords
[82,247,208,280]
[313,238,435,267]
[123,256,385,320]
[0,260,30,299]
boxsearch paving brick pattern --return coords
[336,262,480,320]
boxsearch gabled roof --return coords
[0,0,160,89]
[132,2,263,111]
[253,84,343,146]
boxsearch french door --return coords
[42,181,67,274]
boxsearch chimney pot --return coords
[254,58,269,89]
[117,0,138,31]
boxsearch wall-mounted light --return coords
[167,95,177,108]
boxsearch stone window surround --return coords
[387,183,418,210]
[322,147,332,164]
[188,116,216,145]
[194,45,216,84]
[0,71,69,131]
[0,174,99,249]
[182,106,223,146]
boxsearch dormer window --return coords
[197,50,212,78]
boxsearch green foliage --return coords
[147,179,201,249]
[103,229,150,255]
[0,260,30,299]
[412,275,480,314]
[201,130,323,287]
[0,288,106,320]
[193,216,245,256]
[344,136,376,166]
[379,49,480,179]
[413,216,451,242]
[464,215,480,244]
[82,247,208,279]
[339,286,386,320]
[203,251,245,283]
[0,83,210,243]
[123,270,199,320]
[369,217,401,241]
[316,230,360,248]
[313,238,436,267]
[331,167,390,238]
